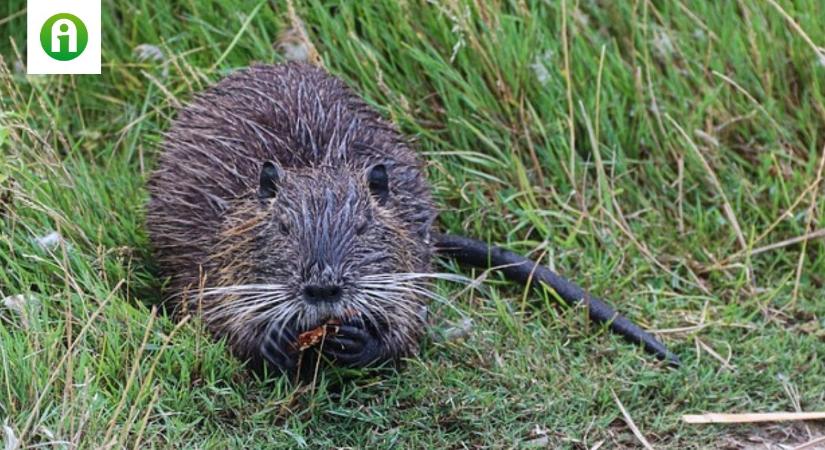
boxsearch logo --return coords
[40,13,88,61]
[27,0,101,74]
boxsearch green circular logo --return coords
[40,13,88,61]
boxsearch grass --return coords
[1,0,824,447]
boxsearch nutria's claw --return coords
[323,324,384,368]
[260,322,299,375]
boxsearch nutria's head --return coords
[147,63,438,370]
[197,160,434,368]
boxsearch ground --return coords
[1,0,824,448]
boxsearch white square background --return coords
[27,0,101,74]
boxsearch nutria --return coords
[147,63,678,377]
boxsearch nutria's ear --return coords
[259,161,281,200]
[367,164,389,204]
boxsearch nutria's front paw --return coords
[260,322,299,375]
[323,323,385,368]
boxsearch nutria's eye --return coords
[367,164,389,204]
[259,161,280,200]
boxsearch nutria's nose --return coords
[303,284,343,304]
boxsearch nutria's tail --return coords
[435,233,680,367]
